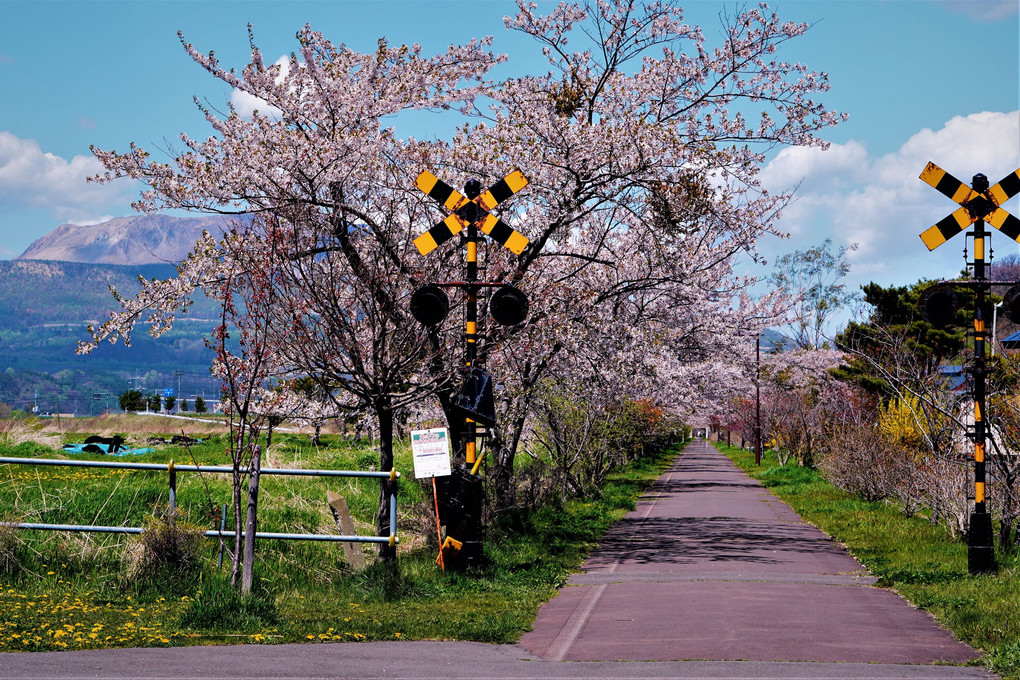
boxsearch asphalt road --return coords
[0,439,995,680]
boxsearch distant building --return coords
[938,365,967,392]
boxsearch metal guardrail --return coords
[0,456,400,546]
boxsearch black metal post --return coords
[755,335,762,466]
[460,179,484,568]
[969,186,996,574]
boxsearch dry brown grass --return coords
[37,413,229,437]
[35,413,350,438]
[0,520,20,575]
[0,420,63,449]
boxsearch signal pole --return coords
[410,169,532,570]
[968,175,995,574]
[460,179,483,567]
[917,163,1020,574]
[463,179,481,472]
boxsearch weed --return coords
[0,419,62,450]
[875,566,965,586]
[177,575,279,631]
[0,517,20,575]
[988,640,1020,679]
[123,513,204,593]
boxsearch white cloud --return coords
[229,55,288,120]
[0,131,135,224]
[762,140,870,194]
[230,88,283,120]
[760,111,1020,290]
[939,0,1018,21]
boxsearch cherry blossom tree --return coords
[435,0,845,502]
[80,1,845,551]
[81,30,501,562]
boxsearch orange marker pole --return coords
[433,477,444,572]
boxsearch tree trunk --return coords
[241,443,262,594]
[376,400,398,562]
[490,430,516,511]
[229,425,245,586]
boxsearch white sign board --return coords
[410,428,452,479]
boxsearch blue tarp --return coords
[61,443,154,456]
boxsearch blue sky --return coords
[0,0,1017,302]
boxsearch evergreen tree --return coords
[834,280,968,395]
[119,389,144,412]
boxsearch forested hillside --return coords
[0,260,221,414]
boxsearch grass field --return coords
[0,415,680,652]
[716,442,1020,680]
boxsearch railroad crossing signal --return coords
[919,162,1020,250]
[413,169,530,256]
[915,160,1019,574]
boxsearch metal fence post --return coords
[168,460,177,516]
[217,503,227,568]
[389,470,398,546]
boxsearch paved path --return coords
[519,439,982,666]
[0,440,994,679]
[518,438,979,668]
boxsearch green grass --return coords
[0,426,679,651]
[717,442,1020,680]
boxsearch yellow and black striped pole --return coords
[463,180,481,469]
[461,179,483,567]
[969,173,996,574]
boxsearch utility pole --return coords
[175,370,184,413]
[755,335,762,466]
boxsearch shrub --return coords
[123,514,203,591]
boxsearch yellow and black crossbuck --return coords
[919,162,1020,251]
[413,170,530,256]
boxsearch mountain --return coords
[17,214,231,265]
[3,213,238,414]
[761,327,791,352]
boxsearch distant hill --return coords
[17,214,232,265]
[0,259,222,414]
[0,259,221,329]
[761,327,791,352]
